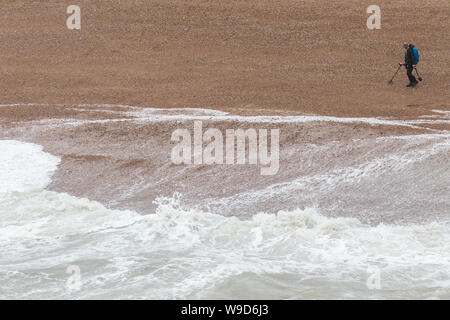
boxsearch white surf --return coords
[0,140,449,299]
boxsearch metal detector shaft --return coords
[389,65,402,83]
[415,67,423,81]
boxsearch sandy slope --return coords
[0,0,448,117]
[0,1,449,220]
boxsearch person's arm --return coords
[407,48,415,66]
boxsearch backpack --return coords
[412,47,420,64]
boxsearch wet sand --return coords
[1,103,448,225]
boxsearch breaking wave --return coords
[0,140,449,299]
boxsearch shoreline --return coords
[1,103,448,225]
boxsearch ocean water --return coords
[1,131,449,299]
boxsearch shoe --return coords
[406,83,414,87]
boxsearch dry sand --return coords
[0,0,448,117]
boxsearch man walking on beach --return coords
[401,42,418,87]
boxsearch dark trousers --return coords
[406,65,417,83]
